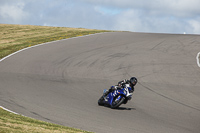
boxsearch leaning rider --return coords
[104,77,137,96]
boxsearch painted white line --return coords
[0,32,108,63]
[0,106,19,114]
[0,40,59,62]
[197,52,200,67]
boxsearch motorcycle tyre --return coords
[98,96,105,106]
[111,96,125,109]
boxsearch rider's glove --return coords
[110,86,116,91]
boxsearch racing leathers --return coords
[104,79,135,97]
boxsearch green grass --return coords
[0,24,112,132]
[0,24,111,59]
[0,108,92,133]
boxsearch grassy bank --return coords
[0,24,110,59]
[0,24,111,132]
[0,108,91,133]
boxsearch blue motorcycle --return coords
[98,86,133,109]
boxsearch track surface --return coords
[0,32,200,133]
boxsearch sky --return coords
[0,0,200,34]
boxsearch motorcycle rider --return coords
[104,77,137,96]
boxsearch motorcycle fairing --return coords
[104,89,126,106]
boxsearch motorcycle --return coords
[98,86,133,109]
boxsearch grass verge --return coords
[0,107,92,133]
[0,24,111,59]
[0,24,112,132]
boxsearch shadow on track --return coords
[101,105,136,110]
[115,107,136,110]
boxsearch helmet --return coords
[130,77,137,86]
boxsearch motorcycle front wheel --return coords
[98,95,105,106]
[111,95,125,109]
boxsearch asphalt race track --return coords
[0,32,200,133]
